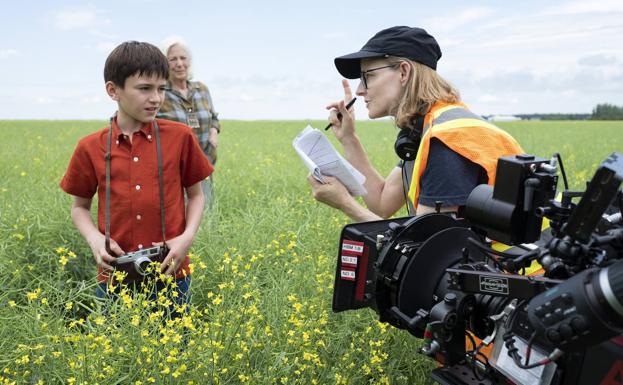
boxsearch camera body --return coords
[114,245,169,280]
[332,153,623,385]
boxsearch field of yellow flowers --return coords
[0,119,622,384]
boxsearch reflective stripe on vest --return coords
[407,103,523,210]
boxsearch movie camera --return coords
[333,153,623,385]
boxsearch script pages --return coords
[292,125,366,196]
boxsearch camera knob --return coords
[546,329,561,344]
[561,293,573,305]
[570,316,587,333]
[558,323,574,340]
[444,293,457,306]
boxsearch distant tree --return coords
[515,114,590,120]
[591,103,623,120]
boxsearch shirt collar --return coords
[111,116,154,146]
[165,80,199,96]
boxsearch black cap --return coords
[334,26,442,79]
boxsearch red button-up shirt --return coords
[60,118,213,282]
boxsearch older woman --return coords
[308,26,523,221]
[158,41,220,206]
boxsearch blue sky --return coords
[1,0,622,119]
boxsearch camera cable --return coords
[401,160,412,216]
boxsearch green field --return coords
[0,119,622,384]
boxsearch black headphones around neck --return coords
[394,115,425,161]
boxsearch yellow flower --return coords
[8,300,16,307]
[26,288,41,301]
[94,316,105,326]
[65,302,73,310]
[16,355,29,365]
[59,255,68,266]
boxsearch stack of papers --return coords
[292,125,366,196]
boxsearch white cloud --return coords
[478,94,500,103]
[429,7,495,33]
[322,31,347,40]
[96,42,117,54]
[578,54,619,67]
[79,94,105,105]
[455,7,495,24]
[542,0,623,16]
[0,48,20,58]
[54,9,97,30]
[35,96,56,105]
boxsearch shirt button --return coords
[136,214,142,220]
[138,244,143,249]
[147,135,152,140]
[133,156,139,162]
[115,140,119,145]
[135,185,141,190]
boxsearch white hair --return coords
[161,37,193,80]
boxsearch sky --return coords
[1,0,622,120]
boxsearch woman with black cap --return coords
[308,26,523,221]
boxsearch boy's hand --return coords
[155,233,192,276]
[86,232,124,271]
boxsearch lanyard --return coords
[105,118,167,254]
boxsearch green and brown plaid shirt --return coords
[157,80,220,161]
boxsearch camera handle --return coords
[389,306,429,333]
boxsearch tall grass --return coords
[0,119,621,384]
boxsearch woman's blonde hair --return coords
[388,57,460,129]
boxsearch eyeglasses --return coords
[360,64,399,89]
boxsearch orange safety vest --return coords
[407,101,524,210]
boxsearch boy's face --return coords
[106,74,166,123]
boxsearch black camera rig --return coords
[332,153,623,385]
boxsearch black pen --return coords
[324,97,357,130]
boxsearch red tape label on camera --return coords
[340,269,356,281]
[341,255,358,268]
[342,240,364,255]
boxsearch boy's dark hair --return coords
[104,41,169,87]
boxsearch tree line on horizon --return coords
[488,103,623,121]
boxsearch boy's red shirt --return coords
[60,118,213,282]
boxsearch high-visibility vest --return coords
[407,102,524,210]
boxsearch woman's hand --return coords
[326,79,356,143]
[208,127,218,147]
[307,175,353,210]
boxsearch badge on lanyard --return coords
[187,112,200,129]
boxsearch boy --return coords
[60,41,213,305]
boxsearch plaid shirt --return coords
[157,80,220,156]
